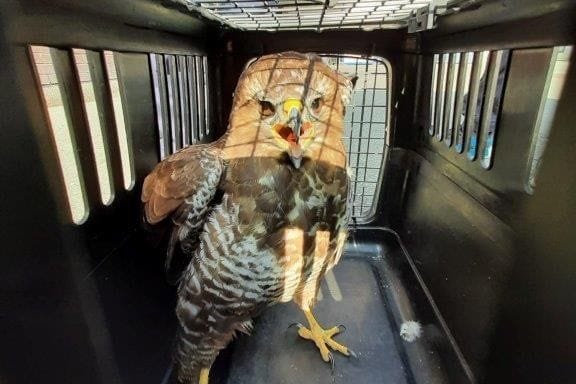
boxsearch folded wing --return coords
[142,143,224,282]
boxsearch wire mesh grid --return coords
[322,54,389,220]
[179,0,438,31]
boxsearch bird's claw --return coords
[287,322,304,331]
[296,322,353,363]
[347,348,358,359]
[328,352,335,372]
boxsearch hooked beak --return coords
[283,99,303,168]
[287,107,302,142]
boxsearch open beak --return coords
[283,98,303,168]
[287,106,302,141]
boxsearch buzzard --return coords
[142,51,355,384]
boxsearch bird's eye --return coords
[259,100,275,118]
[310,97,323,113]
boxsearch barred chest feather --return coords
[196,155,349,309]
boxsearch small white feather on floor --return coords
[399,320,422,342]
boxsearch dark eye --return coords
[259,100,275,118]
[311,97,323,113]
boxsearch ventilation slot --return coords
[195,56,208,141]
[150,53,211,159]
[149,54,170,159]
[528,45,573,190]
[454,52,474,153]
[72,48,114,205]
[30,46,89,224]
[30,45,136,224]
[103,51,135,190]
[165,55,182,153]
[177,56,191,147]
[429,54,440,136]
[202,56,211,136]
[187,56,199,144]
[479,50,510,169]
[436,53,450,141]
[443,52,460,147]
[429,49,510,169]
[466,51,490,161]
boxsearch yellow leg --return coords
[199,368,210,384]
[296,309,353,362]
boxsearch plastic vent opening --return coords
[429,50,510,170]
[150,53,211,159]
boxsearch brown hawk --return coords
[142,51,355,384]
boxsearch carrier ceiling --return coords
[174,0,460,31]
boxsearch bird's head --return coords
[223,52,356,169]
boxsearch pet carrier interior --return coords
[1,0,575,383]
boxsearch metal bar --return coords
[349,57,361,217]
[316,0,330,32]
[360,59,380,218]
[263,0,281,30]
[294,0,301,30]
[192,0,417,31]
[353,58,370,218]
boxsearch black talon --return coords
[287,322,304,331]
[329,353,337,384]
[337,324,346,333]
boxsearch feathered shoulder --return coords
[141,142,224,225]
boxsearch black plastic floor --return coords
[225,258,409,384]
[94,229,452,384]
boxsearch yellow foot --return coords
[199,367,210,384]
[295,309,356,363]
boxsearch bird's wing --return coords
[142,143,224,283]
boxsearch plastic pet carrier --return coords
[1,0,575,383]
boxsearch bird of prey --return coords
[142,51,355,384]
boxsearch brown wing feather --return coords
[142,143,223,224]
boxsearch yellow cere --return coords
[283,98,303,115]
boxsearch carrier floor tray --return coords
[100,229,454,384]
[211,229,454,384]
[225,256,409,384]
